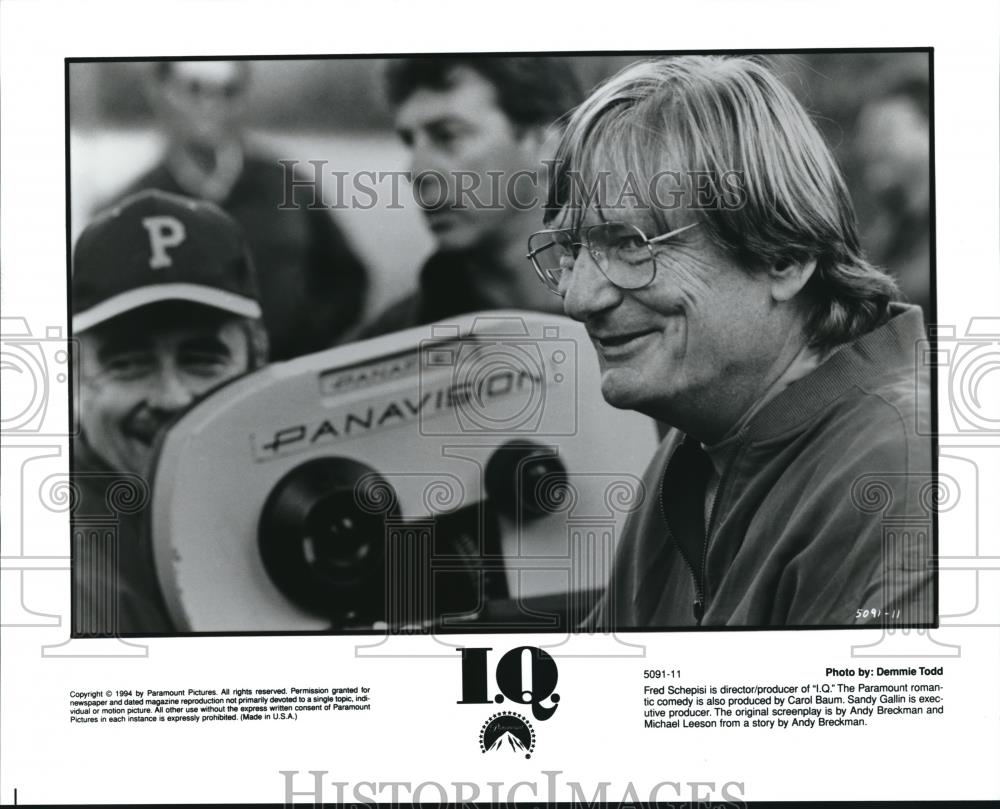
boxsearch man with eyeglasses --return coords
[529,56,933,629]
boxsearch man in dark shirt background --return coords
[110,60,368,360]
[361,57,584,337]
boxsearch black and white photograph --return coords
[67,51,935,636]
[3,1,999,807]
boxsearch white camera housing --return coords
[150,312,659,632]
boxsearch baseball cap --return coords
[72,189,262,333]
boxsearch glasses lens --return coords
[529,231,577,293]
[588,223,655,289]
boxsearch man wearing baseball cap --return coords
[72,189,268,634]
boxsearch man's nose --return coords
[408,141,449,207]
[147,368,197,413]
[562,247,622,323]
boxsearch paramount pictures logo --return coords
[479,711,535,758]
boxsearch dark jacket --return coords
[586,304,934,629]
[359,250,497,338]
[72,437,174,635]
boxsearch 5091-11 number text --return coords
[644,669,681,679]
[856,609,901,619]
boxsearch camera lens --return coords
[484,440,568,519]
[304,490,376,571]
[258,457,399,622]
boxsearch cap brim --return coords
[73,283,262,333]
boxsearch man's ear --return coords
[768,258,817,303]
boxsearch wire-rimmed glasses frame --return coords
[526,221,699,297]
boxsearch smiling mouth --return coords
[124,428,156,447]
[593,329,658,349]
[124,415,167,447]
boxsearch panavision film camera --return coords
[150,312,658,632]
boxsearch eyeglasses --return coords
[526,221,699,296]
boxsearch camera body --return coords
[1,317,77,436]
[417,316,579,436]
[150,312,658,632]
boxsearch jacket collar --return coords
[734,303,925,444]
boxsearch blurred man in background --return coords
[73,190,268,633]
[360,56,584,336]
[108,60,368,360]
[854,73,932,313]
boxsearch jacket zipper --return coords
[659,447,731,626]
[697,471,729,623]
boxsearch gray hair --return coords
[546,56,900,349]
